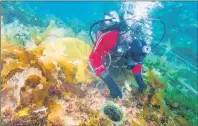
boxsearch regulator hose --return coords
[89,18,116,43]
[89,17,166,48]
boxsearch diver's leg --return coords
[99,71,122,98]
[89,52,122,98]
[88,30,122,98]
[131,64,147,93]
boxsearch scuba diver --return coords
[88,11,165,99]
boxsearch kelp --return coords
[76,30,92,45]
[142,69,169,108]
[39,37,93,83]
[1,84,18,118]
[31,80,50,108]
[32,20,56,46]
[130,119,139,126]
[147,70,167,89]
[1,59,24,85]
[142,51,197,126]
[143,52,197,90]
[150,89,164,106]
[1,24,97,125]
[159,102,169,117]
[16,107,30,117]
[165,88,198,111]
[1,38,30,66]
[46,99,66,126]
[138,115,146,126]
[174,115,190,126]
[24,75,42,88]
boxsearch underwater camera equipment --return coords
[89,16,166,69]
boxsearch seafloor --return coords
[1,19,197,126]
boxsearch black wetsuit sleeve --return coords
[134,72,147,92]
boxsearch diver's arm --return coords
[89,30,119,76]
[89,30,122,98]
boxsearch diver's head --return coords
[104,11,120,25]
[123,11,136,27]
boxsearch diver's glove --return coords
[134,73,147,93]
[99,71,122,98]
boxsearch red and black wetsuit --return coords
[89,22,147,98]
